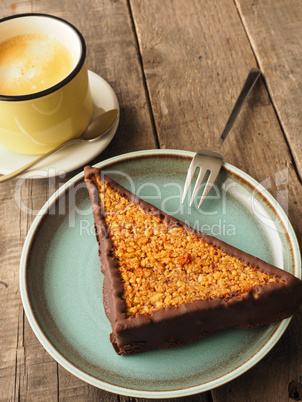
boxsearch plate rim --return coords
[20,148,301,398]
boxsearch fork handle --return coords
[216,67,261,148]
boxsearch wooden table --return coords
[1,1,302,401]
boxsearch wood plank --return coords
[0,0,157,401]
[235,0,302,181]
[130,0,302,240]
[78,0,158,159]
[0,178,60,402]
[129,0,302,401]
[130,0,257,150]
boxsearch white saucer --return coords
[0,71,119,179]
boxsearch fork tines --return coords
[182,149,223,208]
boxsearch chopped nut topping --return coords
[96,178,281,317]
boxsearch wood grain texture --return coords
[130,0,302,248]
[0,178,60,402]
[130,0,302,400]
[0,0,301,401]
[235,0,302,182]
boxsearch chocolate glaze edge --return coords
[84,166,302,355]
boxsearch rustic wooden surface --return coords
[0,0,301,401]
[235,0,302,182]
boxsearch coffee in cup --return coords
[0,33,74,96]
[0,14,93,155]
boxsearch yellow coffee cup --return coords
[0,13,93,155]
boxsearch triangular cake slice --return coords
[84,166,302,355]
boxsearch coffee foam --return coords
[0,33,74,96]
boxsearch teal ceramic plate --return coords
[20,149,301,398]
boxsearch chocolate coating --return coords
[84,166,302,355]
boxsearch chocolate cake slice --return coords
[84,166,302,355]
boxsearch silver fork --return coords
[181,67,261,208]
